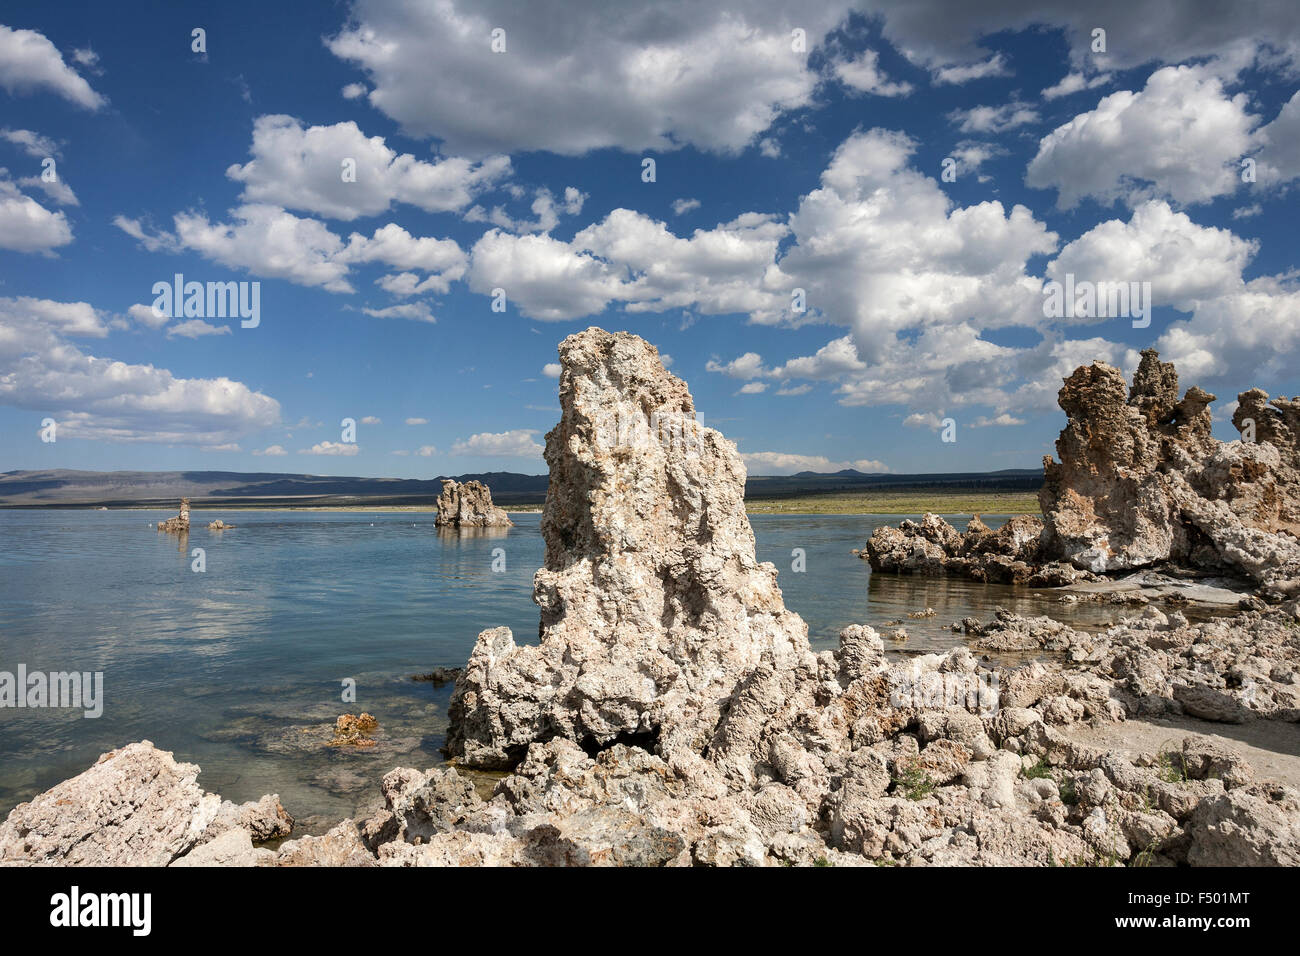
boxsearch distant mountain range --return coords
[0,467,1043,507]
[744,468,1042,500]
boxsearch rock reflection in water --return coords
[0,508,1241,834]
[434,525,510,541]
[864,572,1120,654]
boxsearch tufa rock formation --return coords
[1227,390,1300,536]
[446,328,813,768]
[157,497,190,533]
[1040,349,1219,572]
[1042,349,1300,589]
[5,332,1300,867]
[434,479,513,528]
[866,350,1300,597]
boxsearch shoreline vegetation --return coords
[743,491,1040,515]
[2,489,1043,517]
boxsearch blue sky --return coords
[1,1,1297,478]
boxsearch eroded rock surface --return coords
[8,333,1298,867]
[866,350,1300,596]
[963,604,1300,723]
[328,713,379,748]
[434,479,513,528]
[864,512,1092,585]
[0,741,290,866]
[446,327,813,769]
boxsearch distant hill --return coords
[792,468,872,478]
[745,468,1043,500]
[0,469,545,507]
[0,467,1043,508]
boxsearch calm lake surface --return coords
[0,508,1124,828]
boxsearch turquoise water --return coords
[0,508,1119,829]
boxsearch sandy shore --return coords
[1065,716,1300,791]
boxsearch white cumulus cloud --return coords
[450,429,544,458]
[326,0,851,155]
[831,49,912,97]
[226,115,510,220]
[0,174,72,253]
[0,25,105,109]
[1026,65,1260,208]
[300,441,359,456]
[0,296,279,444]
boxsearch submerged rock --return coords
[412,666,463,687]
[328,713,378,748]
[434,479,513,528]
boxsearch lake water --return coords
[0,508,1125,829]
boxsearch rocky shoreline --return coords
[865,349,1300,601]
[3,330,1297,867]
